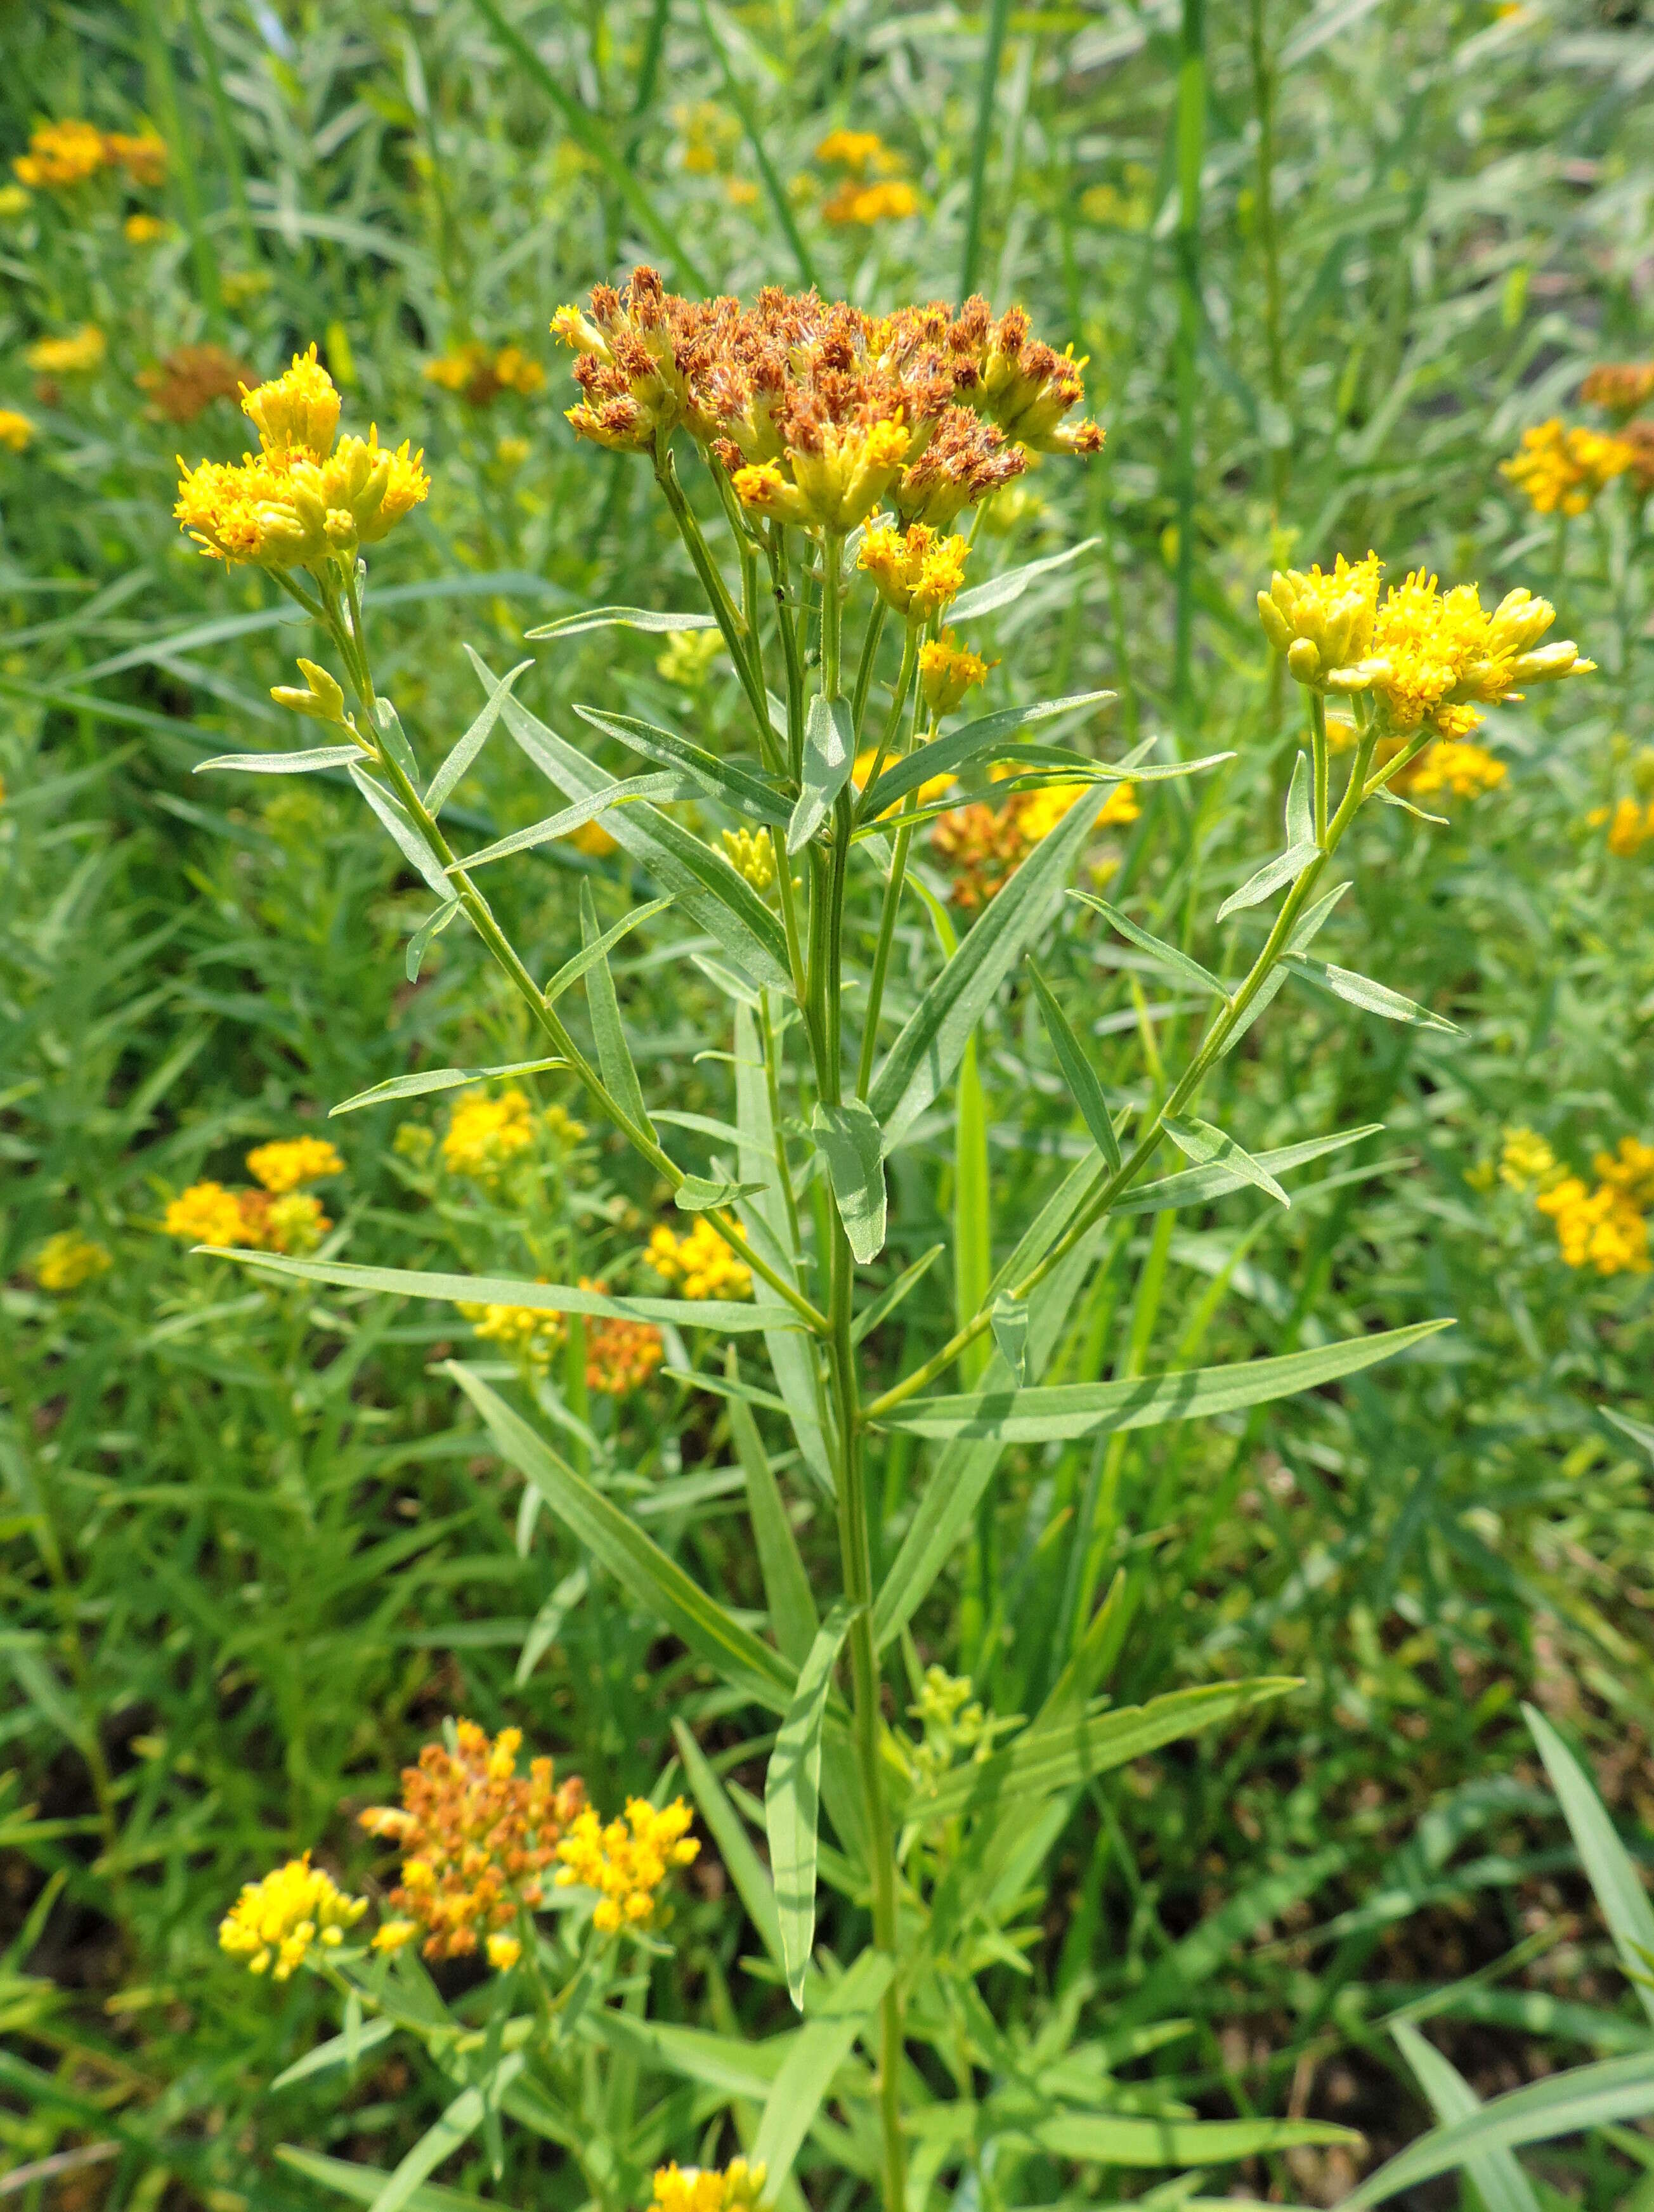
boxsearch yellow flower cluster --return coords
[920,630,993,717]
[33,1232,113,1292]
[1534,1138,1654,1277]
[815,129,901,176]
[462,1282,664,1395]
[26,325,106,377]
[13,120,167,190]
[463,1295,563,1367]
[441,1086,535,1177]
[0,408,36,452]
[824,179,918,226]
[165,1139,341,1256]
[857,516,969,622]
[1592,795,1654,857]
[720,826,775,889]
[1260,559,1593,741]
[360,1721,585,1963]
[648,2163,767,2212]
[647,1218,752,1300]
[175,348,428,570]
[852,748,954,820]
[1398,739,1506,800]
[218,1852,366,1979]
[424,342,545,406]
[554,1796,698,1934]
[1501,419,1634,516]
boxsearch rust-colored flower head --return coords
[1579,361,1654,421]
[894,405,1025,528]
[358,1719,585,1963]
[951,299,1105,456]
[138,344,256,426]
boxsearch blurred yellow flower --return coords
[441,1086,535,1176]
[721,825,775,888]
[1536,1175,1648,1275]
[486,1931,521,1970]
[816,129,901,176]
[13,120,106,189]
[26,325,106,376]
[1501,419,1633,516]
[823,178,918,226]
[34,1232,112,1292]
[1594,795,1654,856]
[1400,739,1506,800]
[124,212,168,244]
[656,628,723,689]
[648,1218,752,1300]
[424,342,545,406]
[649,2163,767,2212]
[218,1853,366,1979]
[920,630,992,717]
[164,1181,247,1248]
[1499,1126,1558,1191]
[852,747,954,819]
[0,185,32,218]
[246,1135,343,1193]
[0,409,35,452]
[555,1795,698,1934]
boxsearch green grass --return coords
[3,1,1653,2208]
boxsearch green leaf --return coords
[486,654,792,991]
[676,1176,767,1212]
[585,2006,780,2102]
[516,1564,587,1687]
[348,764,452,897]
[195,744,362,775]
[372,697,421,789]
[580,882,653,1136]
[1028,956,1123,1170]
[1283,956,1462,1034]
[851,1243,945,1346]
[672,1717,786,1973]
[725,1348,818,1669]
[767,1603,857,2007]
[788,693,856,854]
[1215,840,1320,923]
[876,1318,1451,1441]
[330,1057,566,1116]
[1284,749,1313,846]
[1110,1124,1383,1216]
[364,2060,521,2212]
[751,1949,895,2190]
[574,705,790,827]
[405,898,462,984]
[948,537,1102,622]
[1026,2111,1358,2168]
[542,896,675,1006]
[915,1679,1298,1824]
[989,1292,1029,1384]
[1392,2022,1542,2212]
[446,1364,798,1714]
[1340,2052,1654,2209]
[869,784,1097,1154]
[275,2147,498,2212]
[812,1099,888,1263]
[526,606,720,642]
[1525,1703,1654,2027]
[1162,1116,1289,1207]
[1069,892,1228,999]
[425,658,533,814]
[859,693,1114,821]
[447,775,687,872]
[205,1248,781,1330]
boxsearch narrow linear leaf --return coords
[542,895,674,1006]
[1215,839,1321,923]
[363,2061,520,2212]
[859,691,1114,821]
[947,537,1101,623]
[1393,2022,1542,2212]
[332,1057,565,1117]
[1027,2111,1358,2169]
[851,1243,945,1346]
[527,606,719,642]
[1285,748,1313,846]
[449,774,686,872]
[194,744,361,775]
[751,1949,895,2190]
[1525,1703,1654,2028]
[425,658,532,814]
[575,704,790,827]
[767,1603,857,2007]
[275,2148,498,2212]
[580,881,653,1136]
[876,1318,1452,1441]
[811,1098,888,1263]
[446,1363,798,1714]
[372,698,420,788]
[1069,892,1227,998]
[348,765,452,897]
[788,693,856,855]
[1163,1116,1289,1207]
[1110,1124,1381,1216]
[725,1348,817,1668]
[204,1249,784,1331]
[1284,956,1462,1034]
[271,2020,397,2093]
[989,1292,1029,1384]
[670,1718,786,1972]
[676,1176,766,1213]
[1028,956,1122,1169]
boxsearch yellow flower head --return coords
[585,1313,666,1395]
[261,1191,331,1256]
[647,1218,752,1301]
[219,1853,367,1979]
[360,1720,585,1963]
[0,409,35,453]
[555,1796,699,1934]
[486,1932,522,1971]
[241,345,341,459]
[648,2163,767,2212]
[1536,1175,1650,1277]
[13,120,107,190]
[733,412,911,534]
[165,1181,248,1248]
[1499,1126,1559,1191]
[721,825,775,890]
[1600,794,1654,857]
[26,324,106,377]
[124,212,168,244]
[1597,1136,1654,1208]
[1501,419,1634,516]
[857,516,969,621]
[34,1232,112,1292]
[823,178,919,226]
[246,1135,344,1194]
[461,1294,564,1368]
[920,630,992,717]
[441,1087,535,1178]
[1398,739,1507,800]
[1256,552,1381,689]
[816,128,895,175]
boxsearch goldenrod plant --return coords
[160,283,1604,2212]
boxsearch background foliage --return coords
[3,0,1652,2207]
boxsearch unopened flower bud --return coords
[270,657,347,722]
[1286,637,1321,682]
